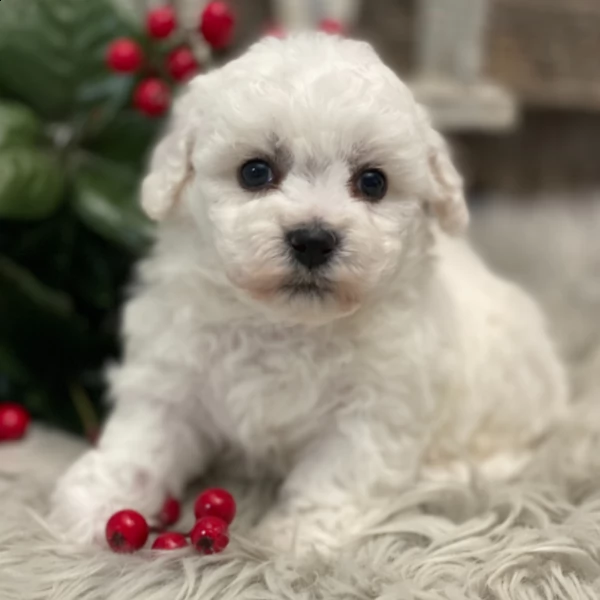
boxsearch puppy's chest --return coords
[196,321,354,461]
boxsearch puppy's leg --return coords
[254,414,422,557]
[50,363,215,545]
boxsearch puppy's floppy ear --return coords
[140,88,197,221]
[418,106,469,235]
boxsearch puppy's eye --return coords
[239,159,275,190]
[354,169,387,201]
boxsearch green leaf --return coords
[73,158,153,251]
[0,255,72,315]
[78,76,136,139]
[0,255,88,378]
[0,0,134,120]
[0,102,43,149]
[0,209,79,292]
[0,255,104,426]
[84,109,162,171]
[0,255,109,369]
[0,147,66,220]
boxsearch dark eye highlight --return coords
[353,169,387,202]
[238,159,276,191]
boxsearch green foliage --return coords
[0,0,131,119]
[0,146,66,220]
[0,0,163,435]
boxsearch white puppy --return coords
[51,33,568,554]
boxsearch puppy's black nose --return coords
[286,227,339,269]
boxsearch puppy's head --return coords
[142,34,468,324]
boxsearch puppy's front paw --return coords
[49,450,166,546]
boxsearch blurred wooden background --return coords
[130,0,600,196]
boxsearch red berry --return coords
[0,403,30,441]
[147,6,177,39]
[105,510,149,553]
[200,1,235,49]
[190,516,229,554]
[166,47,199,82]
[106,38,143,73]
[194,488,236,524]
[157,495,181,528]
[319,18,344,35]
[151,532,188,550]
[264,24,286,38]
[133,78,171,117]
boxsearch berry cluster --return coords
[0,403,30,441]
[105,2,235,117]
[105,487,236,554]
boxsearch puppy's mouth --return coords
[280,275,332,299]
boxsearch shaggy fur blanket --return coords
[2,198,600,600]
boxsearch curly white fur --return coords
[50,33,568,556]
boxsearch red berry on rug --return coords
[157,495,181,528]
[133,78,171,117]
[0,403,30,441]
[199,1,235,49]
[151,532,188,550]
[190,516,229,554]
[166,47,199,82]
[319,18,344,35]
[105,510,149,553]
[194,488,236,524]
[106,38,143,73]
[147,6,177,39]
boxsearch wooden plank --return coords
[487,0,600,109]
[412,79,517,132]
[454,110,600,194]
[415,0,488,84]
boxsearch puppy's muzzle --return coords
[286,226,339,270]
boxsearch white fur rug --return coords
[2,197,600,600]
